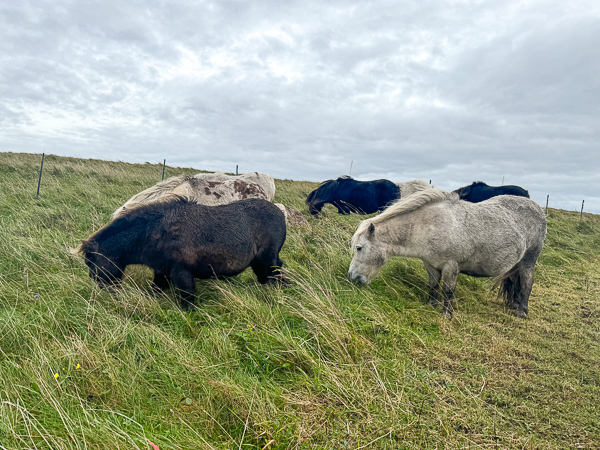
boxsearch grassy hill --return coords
[0,152,598,449]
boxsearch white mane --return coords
[352,189,457,246]
[396,179,434,197]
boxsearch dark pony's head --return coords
[306,176,353,215]
[75,239,124,288]
[453,181,486,198]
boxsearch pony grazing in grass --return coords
[306,176,399,215]
[112,172,275,219]
[453,181,529,203]
[348,189,546,318]
[76,198,287,310]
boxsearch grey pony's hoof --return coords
[514,309,528,318]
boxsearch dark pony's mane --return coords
[308,176,354,203]
[74,196,196,254]
[114,195,197,221]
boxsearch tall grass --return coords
[0,152,599,449]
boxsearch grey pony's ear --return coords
[368,223,375,235]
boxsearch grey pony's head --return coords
[348,222,387,285]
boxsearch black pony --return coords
[74,197,286,310]
[306,176,400,215]
[453,181,530,203]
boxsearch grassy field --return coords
[0,152,599,449]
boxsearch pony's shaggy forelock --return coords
[351,189,457,251]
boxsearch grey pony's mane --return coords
[396,179,433,197]
[352,189,457,247]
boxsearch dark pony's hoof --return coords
[279,277,293,288]
[514,310,528,318]
[266,274,292,287]
[180,299,196,311]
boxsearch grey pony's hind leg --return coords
[508,248,542,317]
[423,263,441,307]
[512,250,541,318]
[441,262,460,319]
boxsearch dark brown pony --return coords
[75,197,287,310]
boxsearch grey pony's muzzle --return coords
[348,271,368,285]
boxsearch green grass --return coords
[0,152,599,449]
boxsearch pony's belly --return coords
[191,262,248,279]
[459,257,518,278]
[460,270,492,278]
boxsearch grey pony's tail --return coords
[492,265,521,307]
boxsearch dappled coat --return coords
[112,172,276,219]
[275,203,311,229]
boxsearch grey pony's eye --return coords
[356,246,362,251]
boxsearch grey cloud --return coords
[1,0,599,213]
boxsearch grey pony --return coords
[348,189,547,318]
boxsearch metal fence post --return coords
[162,159,166,180]
[36,153,45,198]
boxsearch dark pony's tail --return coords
[492,265,521,306]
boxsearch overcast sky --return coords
[1,0,599,212]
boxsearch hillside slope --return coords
[0,152,599,449]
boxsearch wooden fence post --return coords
[162,159,166,180]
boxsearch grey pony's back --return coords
[481,194,546,247]
[378,190,546,275]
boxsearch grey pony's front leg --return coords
[441,262,459,319]
[423,263,441,307]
